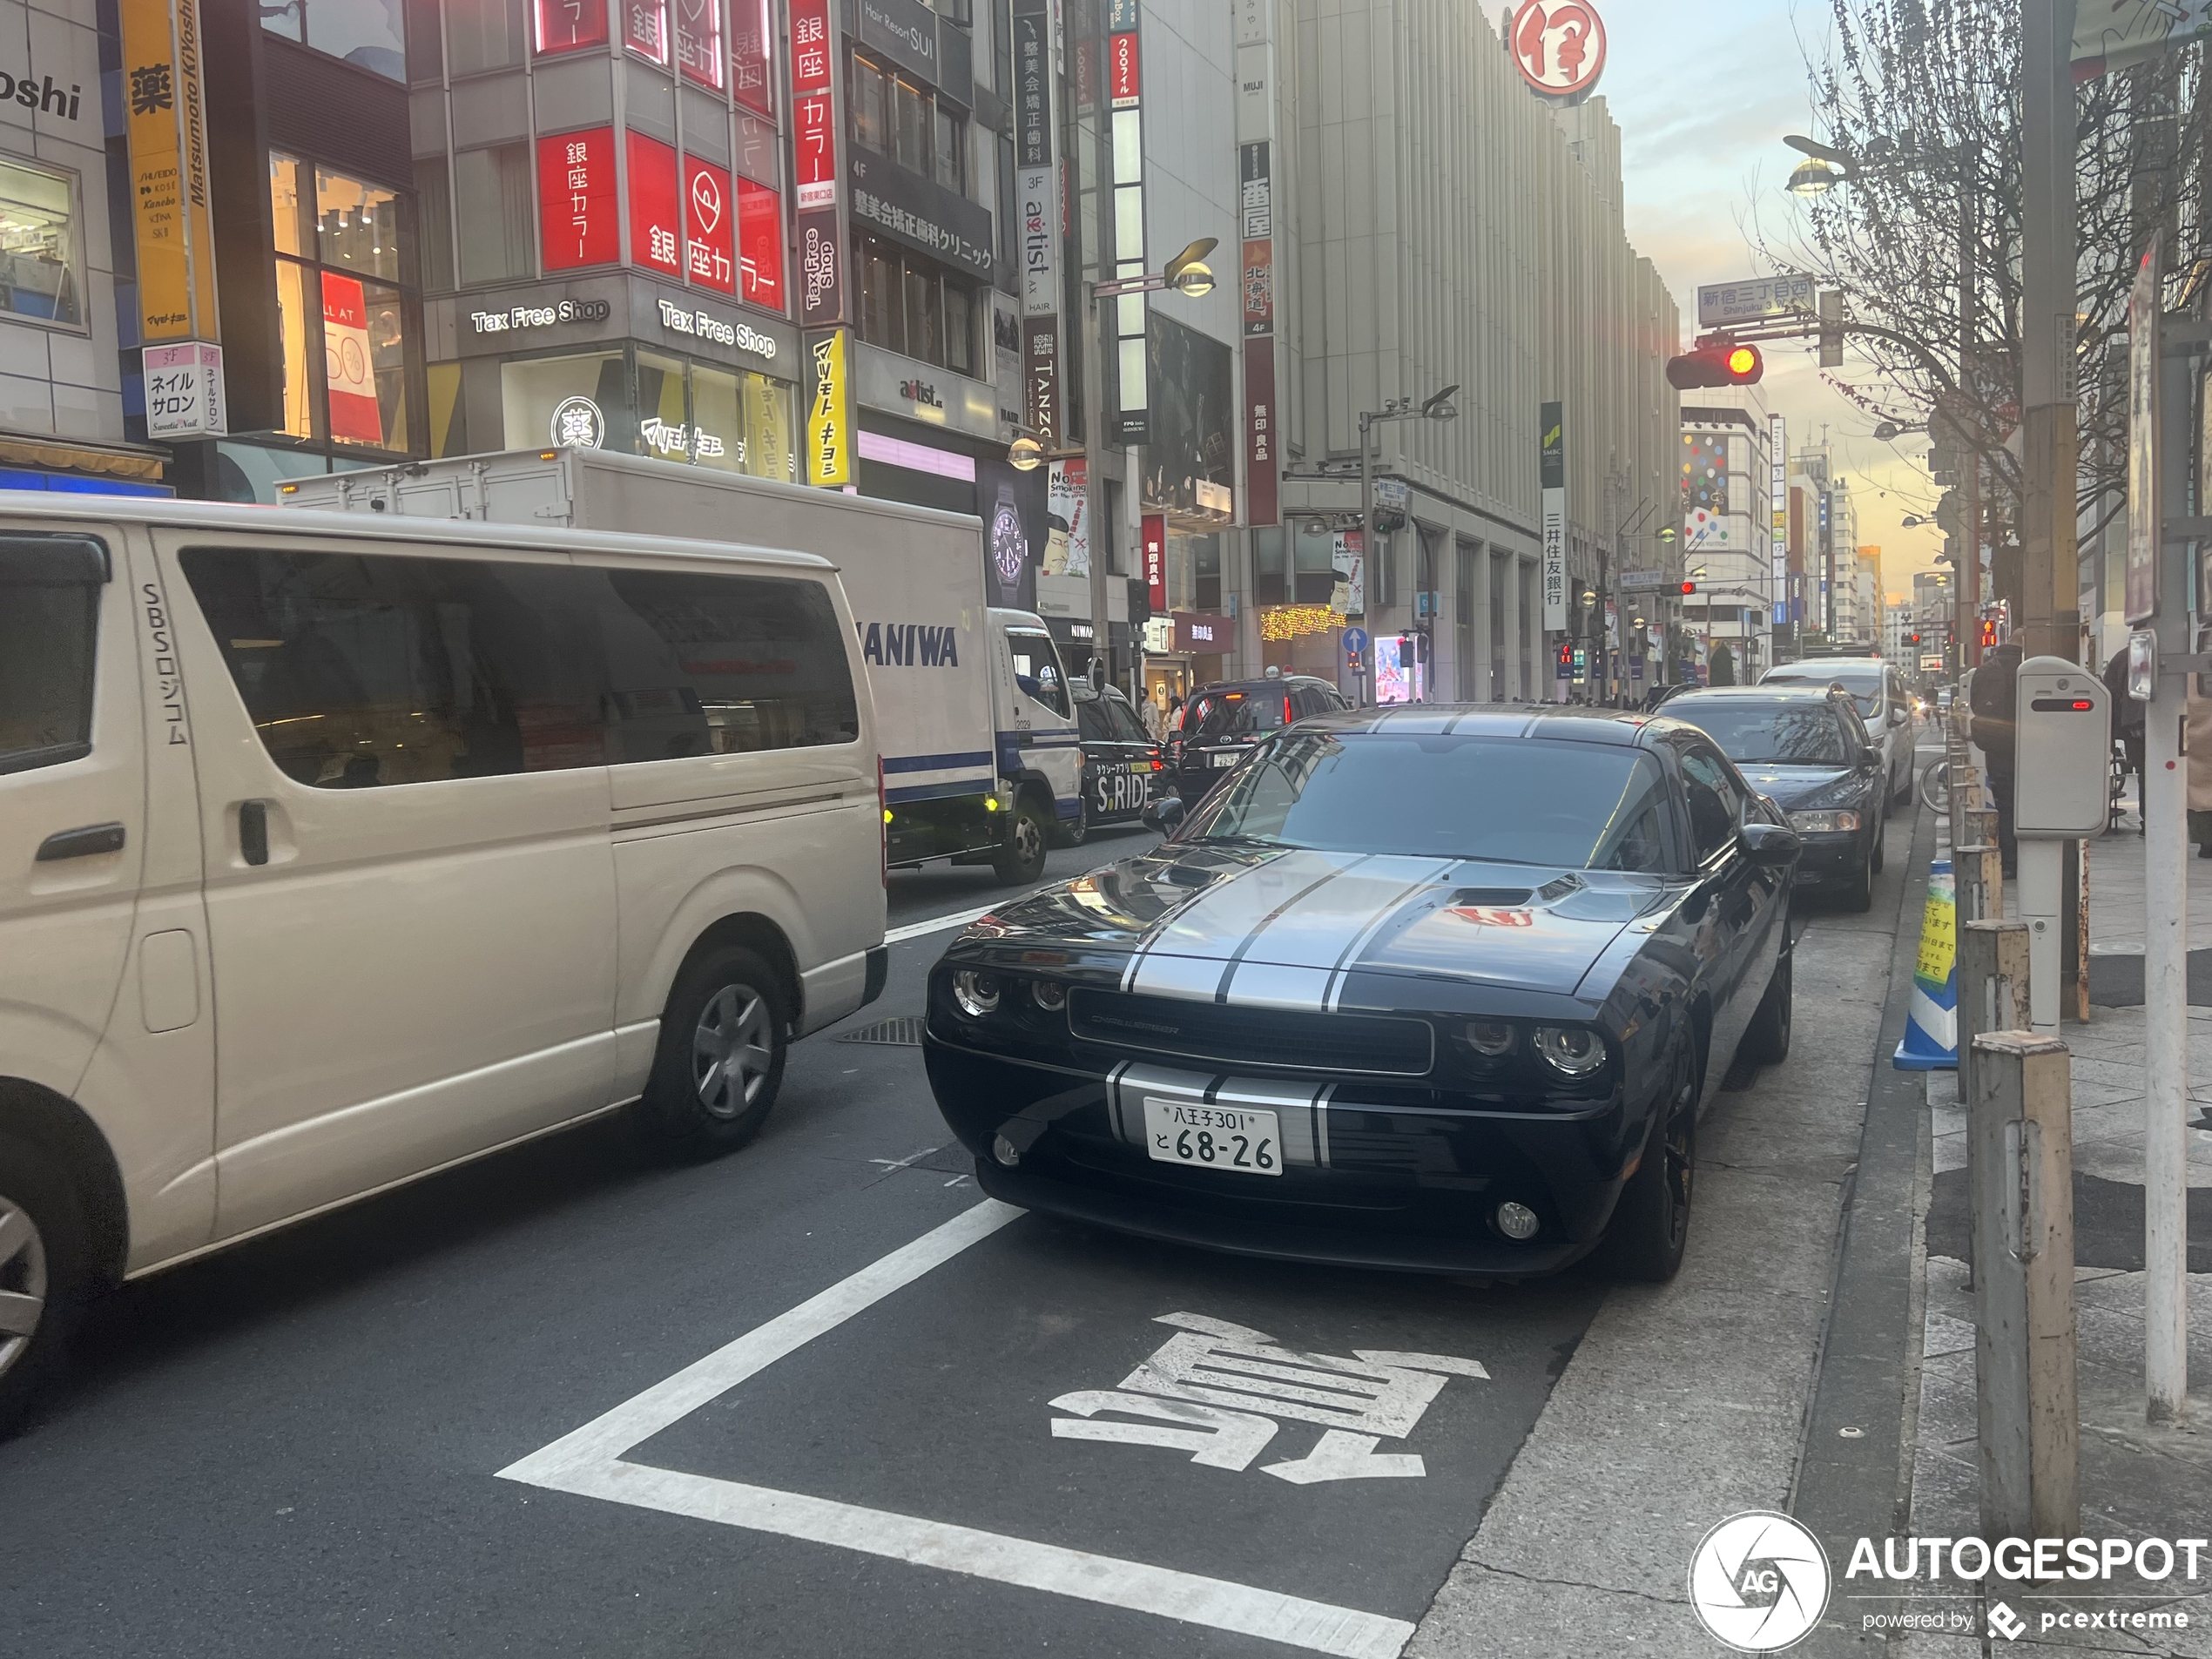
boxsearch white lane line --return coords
[500,1200,1022,1480]
[883,900,1001,947]
[497,1198,1417,1658]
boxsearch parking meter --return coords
[2013,655,2110,1031]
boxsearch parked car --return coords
[0,498,888,1433]
[1660,685,1885,911]
[924,705,1799,1284]
[1759,655,1914,805]
[1070,682,1162,840]
[1167,674,1351,805]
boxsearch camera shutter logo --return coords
[1688,1511,1831,1652]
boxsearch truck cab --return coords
[982,611,1082,882]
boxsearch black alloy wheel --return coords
[1598,1042,1698,1283]
[1843,836,1876,912]
[1743,945,1793,1064]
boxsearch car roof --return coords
[1291,703,1662,746]
[1764,658,1886,676]
[1665,684,1848,703]
[1194,676,1336,695]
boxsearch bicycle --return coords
[1918,756,1952,816]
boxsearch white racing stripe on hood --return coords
[1125,848,1367,999]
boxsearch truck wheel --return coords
[637,945,788,1157]
[0,1133,88,1439]
[993,796,1050,884]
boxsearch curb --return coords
[1789,797,1940,1655]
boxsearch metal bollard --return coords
[1969,1030,2080,1541]
[1957,918,2030,1110]
[1955,842,2004,924]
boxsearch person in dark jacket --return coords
[1969,642,2021,873]
[2104,645,2146,833]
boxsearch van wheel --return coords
[639,946,788,1157]
[993,797,1050,884]
[0,1134,87,1439]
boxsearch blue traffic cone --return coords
[1893,859,1958,1070]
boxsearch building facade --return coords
[0,0,165,492]
[1679,392,1771,683]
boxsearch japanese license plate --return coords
[1209,750,1238,768]
[1142,1098,1280,1176]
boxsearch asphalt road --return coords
[0,813,1907,1659]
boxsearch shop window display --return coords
[0,160,80,327]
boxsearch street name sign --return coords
[1696,275,1815,330]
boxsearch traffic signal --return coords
[1664,339,1764,389]
[1557,642,1574,672]
[1979,618,1998,650]
[1680,579,1697,595]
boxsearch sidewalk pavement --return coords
[1898,789,2212,1656]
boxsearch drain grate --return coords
[836,1015,926,1046]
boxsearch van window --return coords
[182,546,611,787]
[1007,628,1069,718]
[0,536,104,775]
[592,568,860,760]
[180,547,862,786]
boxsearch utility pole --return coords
[1956,139,1982,679]
[2020,0,2079,664]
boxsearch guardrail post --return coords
[1957,918,2030,1114]
[1970,1030,2080,1541]
[1955,842,2004,925]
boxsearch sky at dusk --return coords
[1569,0,1947,602]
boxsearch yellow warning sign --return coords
[1914,867,1956,988]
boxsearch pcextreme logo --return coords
[1688,1511,1832,1652]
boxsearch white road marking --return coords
[882,901,1001,947]
[498,1201,1417,1659]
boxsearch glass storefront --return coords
[269,152,421,455]
[0,159,81,327]
[497,345,793,477]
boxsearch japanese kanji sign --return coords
[628,130,683,280]
[1541,400,1568,632]
[1050,1313,1488,1484]
[1244,338,1278,526]
[1509,0,1607,98]
[119,0,219,342]
[738,179,784,313]
[792,0,836,210]
[539,127,617,271]
[143,341,225,439]
[685,155,736,293]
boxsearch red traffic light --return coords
[1665,339,1765,389]
[1680,580,1696,595]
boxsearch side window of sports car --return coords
[1678,744,1743,863]
[1591,754,1674,873]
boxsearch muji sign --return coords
[1508,1,1605,98]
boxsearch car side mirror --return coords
[1142,796,1187,834]
[1889,707,1909,726]
[1740,820,1801,867]
[1861,743,1884,771]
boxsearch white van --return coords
[0,497,887,1430]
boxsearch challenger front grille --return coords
[1068,988,1433,1076]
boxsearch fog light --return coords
[993,1133,1021,1167]
[1495,1201,1541,1241]
[953,969,1001,1017]
[1032,980,1067,1010]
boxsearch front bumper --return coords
[923,1036,1638,1277]
[1788,829,1865,883]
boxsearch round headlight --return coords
[952,969,1001,1017]
[1464,1019,1516,1056]
[1032,980,1067,1010]
[1533,1025,1605,1077]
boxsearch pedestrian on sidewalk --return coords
[1970,641,2021,875]
[2104,644,2146,832]
[2191,686,2212,858]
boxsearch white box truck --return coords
[281,448,1084,884]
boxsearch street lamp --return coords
[1357,385,1459,704]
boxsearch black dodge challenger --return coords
[922,705,1800,1282]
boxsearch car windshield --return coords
[1666,700,1853,765]
[1188,688,1292,741]
[1765,664,1882,721]
[1184,732,1672,871]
